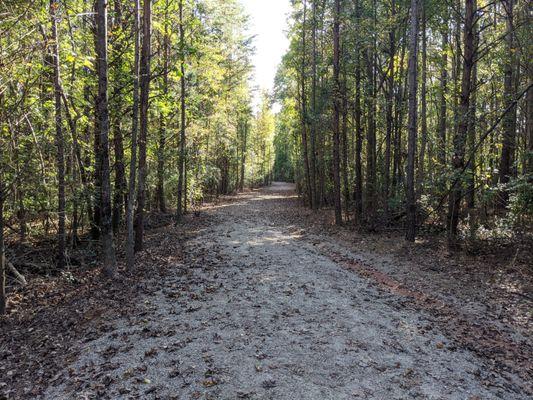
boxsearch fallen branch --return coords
[2,255,27,286]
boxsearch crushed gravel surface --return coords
[44,183,530,399]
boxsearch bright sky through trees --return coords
[240,0,291,111]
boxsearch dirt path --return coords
[45,183,529,399]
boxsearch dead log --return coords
[2,255,27,286]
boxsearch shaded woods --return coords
[274,0,532,246]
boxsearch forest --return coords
[274,0,532,244]
[0,0,532,398]
[1,0,278,315]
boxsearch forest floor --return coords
[2,182,532,399]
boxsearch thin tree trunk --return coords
[405,0,419,242]
[176,0,186,221]
[111,0,126,232]
[126,0,140,269]
[134,0,151,249]
[332,0,342,225]
[299,0,313,208]
[384,0,395,219]
[157,6,170,213]
[498,0,517,206]
[467,15,478,210]
[50,0,66,268]
[310,0,318,209]
[95,0,116,275]
[452,0,461,144]
[448,0,476,248]
[341,70,349,220]
[393,36,407,194]
[354,0,363,222]
[354,51,363,222]
[92,86,102,241]
[526,81,533,175]
[240,119,248,191]
[112,122,126,231]
[417,2,427,191]
[438,22,449,172]
[365,0,377,227]
[11,134,26,241]
[184,156,188,213]
[0,171,5,314]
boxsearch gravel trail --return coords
[45,182,528,399]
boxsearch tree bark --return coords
[157,5,170,213]
[126,0,141,269]
[341,69,349,220]
[332,0,342,225]
[95,0,116,275]
[384,0,395,220]
[438,22,449,172]
[417,2,427,192]
[393,36,407,194]
[364,0,377,228]
[448,0,476,248]
[353,0,363,223]
[112,123,126,231]
[240,119,248,191]
[0,175,5,314]
[176,0,186,222]
[299,0,313,208]
[405,0,419,242]
[498,0,517,206]
[50,0,66,268]
[310,0,318,209]
[467,15,478,210]
[111,0,127,232]
[134,0,151,249]
[526,81,533,175]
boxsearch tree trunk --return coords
[95,0,116,275]
[92,84,102,241]
[341,70,349,220]
[405,0,419,242]
[157,9,170,213]
[354,52,363,223]
[498,0,517,206]
[0,175,5,314]
[112,122,126,231]
[299,0,313,208]
[310,0,318,209]
[50,0,66,268]
[240,119,248,191]
[393,36,407,194]
[353,0,363,223]
[134,0,151,249]
[417,2,427,192]
[526,80,533,175]
[332,0,342,225]
[126,0,141,269]
[384,0,395,220]
[448,0,476,248]
[452,0,461,146]
[111,0,127,232]
[176,0,186,222]
[467,16,478,210]
[364,0,377,227]
[438,22,449,172]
